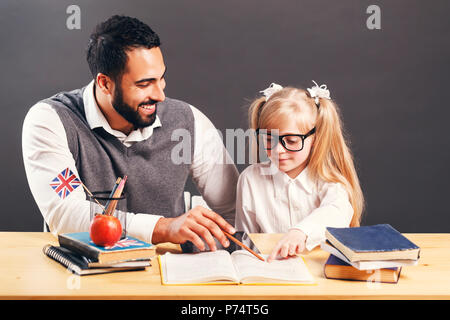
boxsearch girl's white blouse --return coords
[235,161,354,251]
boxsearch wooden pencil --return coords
[81,182,104,211]
[222,230,265,262]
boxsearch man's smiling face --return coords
[111,46,166,129]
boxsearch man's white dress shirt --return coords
[22,80,238,243]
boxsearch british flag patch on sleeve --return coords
[50,167,81,199]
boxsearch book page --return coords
[161,250,239,284]
[231,250,314,284]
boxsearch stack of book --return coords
[321,224,420,283]
[43,232,155,276]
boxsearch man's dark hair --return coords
[86,15,161,81]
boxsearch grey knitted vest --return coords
[41,86,195,217]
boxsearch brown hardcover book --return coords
[324,254,402,283]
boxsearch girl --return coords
[235,81,364,262]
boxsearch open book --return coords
[158,250,315,285]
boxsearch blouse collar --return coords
[261,161,314,198]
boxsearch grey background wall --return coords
[1,0,449,232]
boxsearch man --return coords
[22,15,238,251]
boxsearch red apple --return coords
[89,214,122,247]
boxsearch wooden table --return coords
[0,232,449,300]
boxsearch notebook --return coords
[58,232,155,264]
[324,254,402,284]
[325,224,420,262]
[158,250,315,285]
[43,244,150,276]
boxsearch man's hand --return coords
[267,229,307,262]
[152,206,236,251]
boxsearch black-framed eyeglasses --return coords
[255,127,316,152]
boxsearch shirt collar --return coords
[83,80,162,140]
[262,161,314,198]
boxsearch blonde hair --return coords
[249,87,364,227]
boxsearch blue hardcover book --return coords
[325,224,420,262]
[58,232,155,264]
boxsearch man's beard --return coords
[112,84,158,129]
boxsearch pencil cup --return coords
[89,191,127,240]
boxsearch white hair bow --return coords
[307,80,331,106]
[260,83,283,101]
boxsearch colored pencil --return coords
[106,175,127,215]
[102,177,122,214]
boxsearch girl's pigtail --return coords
[248,96,266,129]
[309,97,364,227]
[248,97,267,163]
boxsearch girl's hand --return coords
[267,229,307,262]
